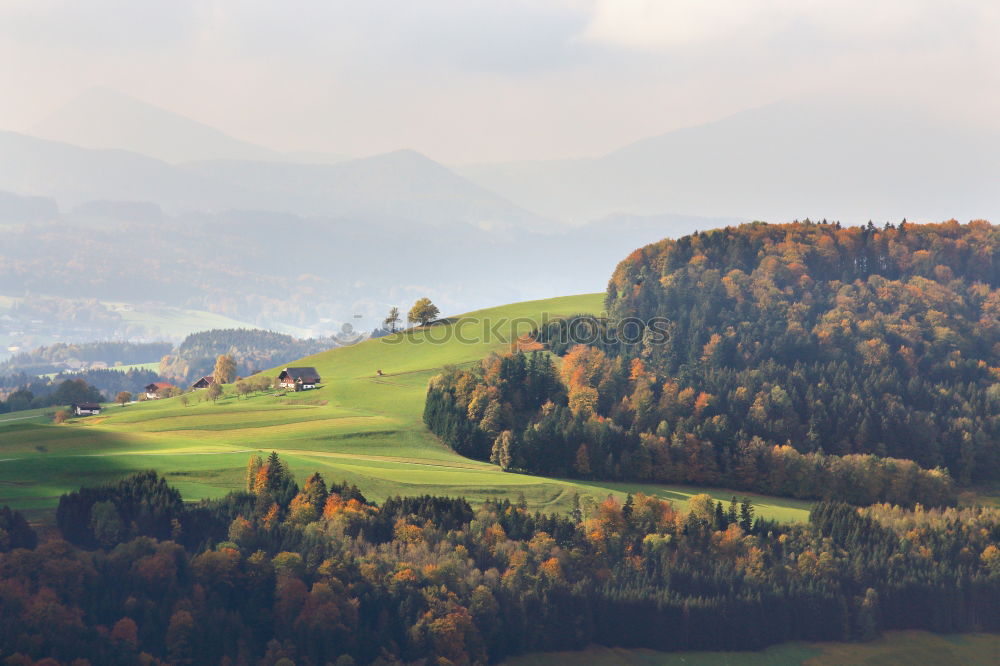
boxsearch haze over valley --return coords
[2,88,998,354]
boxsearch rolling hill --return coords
[0,294,812,522]
[0,130,240,211]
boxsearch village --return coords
[69,365,322,416]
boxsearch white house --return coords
[72,402,102,416]
[277,366,321,391]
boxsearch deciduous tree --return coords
[213,354,237,385]
[408,298,440,327]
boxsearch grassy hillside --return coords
[0,294,812,521]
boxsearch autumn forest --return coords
[2,221,999,664]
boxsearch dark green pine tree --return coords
[728,496,739,525]
[739,497,755,532]
[714,501,727,530]
[265,451,285,493]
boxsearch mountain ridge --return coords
[0,129,548,228]
[30,87,281,164]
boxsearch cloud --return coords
[0,0,199,51]
[579,0,988,51]
[0,1,998,163]
[581,0,773,49]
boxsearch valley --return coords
[2,10,999,659]
[0,293,813,521]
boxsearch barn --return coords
[191,376,214,390]
[144,382,177,399]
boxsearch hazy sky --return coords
[2,0,998,163]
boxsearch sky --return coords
[1,0,999,164]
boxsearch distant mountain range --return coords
[7,91,999,227]
[0,130,546,229]
[458,100,1000,225]
[2,88,546,229]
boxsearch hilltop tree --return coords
[213,354,237,384]
[408,298,440,327]
[384,306,401,333]
[206,383,222,402]
[116,391,131,407]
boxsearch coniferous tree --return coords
[383,306,401,332]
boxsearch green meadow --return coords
[504,630,1000,666]
[106,301,266,338]
[0,294,813,522]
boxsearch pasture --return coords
[503,630,1000,665]
[0,293,813,522]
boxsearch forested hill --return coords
[603,220,998,482]
[426,220,997,505]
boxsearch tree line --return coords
[424,350,955,507]
[0,377,105,415]
[0,461,997,664]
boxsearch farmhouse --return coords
[72,402,101,416]
[277,366,321,391]
[144,382,176,399]
[191,375,214,390]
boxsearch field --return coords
[0,406,59,428]
[0,294,813,522]
[504,630,1000,666]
